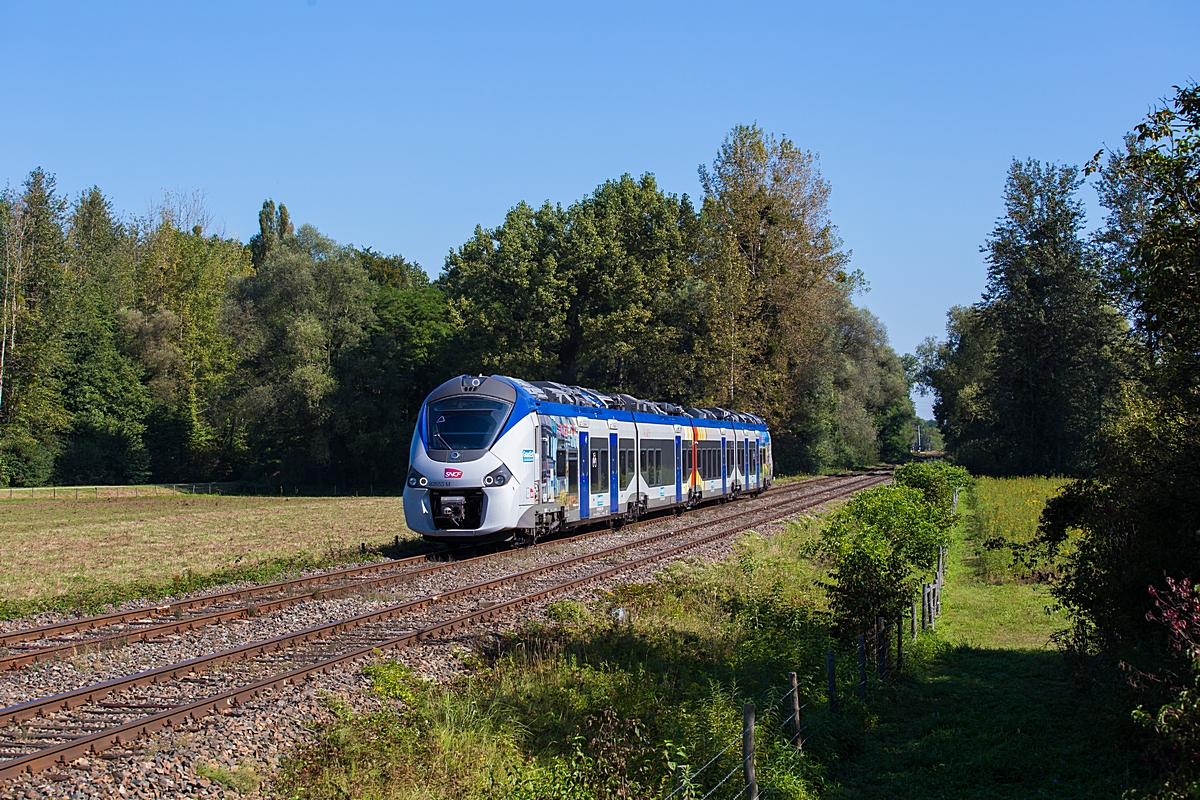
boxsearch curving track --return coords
[0,471,887,781]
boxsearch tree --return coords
[227,225,375,482]
[56,188,149,484]
[918,161,1129,476]
[248,199,293,269]
[439,201,569,379]
[1039,84,1200,665]
[0,169,70,485]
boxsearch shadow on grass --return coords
[828,644,1152,799]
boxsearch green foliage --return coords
[820,484,949,634]
[2,126,924,485]
[893,460,971,524]
[1035,86,1200,672]
[916,160,1131,476]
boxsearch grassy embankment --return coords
[273,477,1154,799]
[0,496,422,619]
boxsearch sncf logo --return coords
[444,468,463,479]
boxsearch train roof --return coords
[494,375,766,426]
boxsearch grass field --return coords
[0,495,421,617]
[828,476,1152,798]
[965,476,1070,583]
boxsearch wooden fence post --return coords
[896,615,903,675]
[876,617,885,678]
[743,702,758,800]
[826,650,838,714]
[910,602,917,640]
[857,635,866,696]
[789,671,802,753]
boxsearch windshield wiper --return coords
[433,428,454,451]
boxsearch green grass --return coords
[965,476,1069,583]
[826,479,1153,798]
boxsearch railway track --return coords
[0,471,887,780]
[0,475,847,671]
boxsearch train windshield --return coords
[426,396,512,451]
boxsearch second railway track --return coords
[0,471,888,781]
[0,475,849,670]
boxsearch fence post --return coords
[826,650,838,714]
[743,701,758,800]
[134,486,137,498]
[789,671,802,753]
[115,487,119,498]
[75,487,78,499]
[896,615,903,675]
[876,617,885,678]
[675,764,687,797]
[910,602,917,640]
[857,634,866,696]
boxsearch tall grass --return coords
[965,476,1069,583]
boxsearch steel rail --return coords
[0,476,845,667]
[0,473,886,779]
[0,474,881,730]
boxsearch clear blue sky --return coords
[2,2,1196,417]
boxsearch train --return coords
[402,374,773,544]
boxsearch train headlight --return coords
[407,469,429,489]
[485,464,512,488]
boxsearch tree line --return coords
[0,125,917,488]
[916,83,1200,790]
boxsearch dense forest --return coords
[0,125,916,489]
[917,83,1200,792]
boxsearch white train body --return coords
[403,375,773,543]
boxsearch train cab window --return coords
[568,453,579,495]
[426,396,512,451]
[590,447,609,493]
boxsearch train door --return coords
[674,435,682,504]
[721,435,727,495]
[609,432,619,515]
[579,430,590,519]
[540,432,553,503]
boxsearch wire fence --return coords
[662,544,949,800]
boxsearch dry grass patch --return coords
[0,496,422,615]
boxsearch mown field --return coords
[270,475,1156,799]
[0,496,421,618]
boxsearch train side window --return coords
[590,447,609,493]
[654,449,662,485]
[556,449,567,478]
[568,453,578,495]
[618,439,634,489]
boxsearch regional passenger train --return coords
[403,375,773,544]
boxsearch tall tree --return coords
[0,169,70,485]
[919,160,1128,476]
[439,201,569,379]
[56,188,149,483]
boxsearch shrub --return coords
[820,484,948,635]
